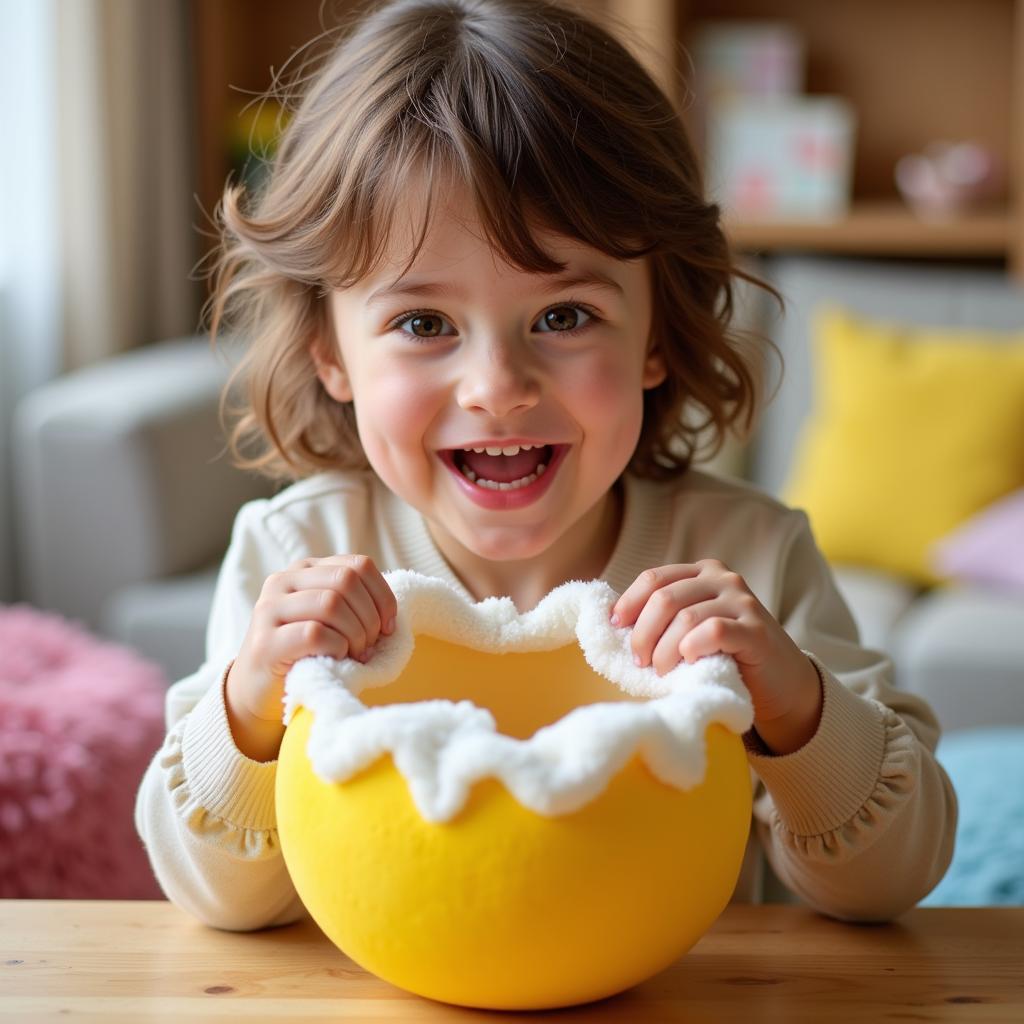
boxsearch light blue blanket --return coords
[920,727,1024,906]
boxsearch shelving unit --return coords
[190,0,1024,280]
[606,0,1024,280]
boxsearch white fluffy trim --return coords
[283,570,753,822]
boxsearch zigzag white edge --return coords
[282,569,754,822]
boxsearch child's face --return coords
[315,181,666,590]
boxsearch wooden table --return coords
[1,901,1022,1022]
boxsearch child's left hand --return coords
[612,561,823,754]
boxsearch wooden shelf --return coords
[723,201,1013,257]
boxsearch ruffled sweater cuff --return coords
[179,663,280,832]
[744,652,887,837]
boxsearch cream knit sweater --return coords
[135,467,957,930]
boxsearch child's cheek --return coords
[353,367,440,465]
[563,353,646,420]
[584,354,648,454]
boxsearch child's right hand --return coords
[226,554,398,726]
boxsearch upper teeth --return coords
[463,444,543,456]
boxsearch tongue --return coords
[460,446,549,482]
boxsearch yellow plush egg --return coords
[276,571,754,1011]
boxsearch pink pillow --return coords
[0,604,167,899]
[930,488,1024,592]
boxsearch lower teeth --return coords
[459,460,549,491]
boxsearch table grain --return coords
[1,901,1022,1022]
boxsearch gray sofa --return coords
[13,337,276,682]
[13,257,1024,733]
[744,256,1024,734]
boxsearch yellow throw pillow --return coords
[783,305,1024,586]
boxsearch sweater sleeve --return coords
[134,499,307,931]
[745,510,958,922]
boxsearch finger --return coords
[630,579,719,666]
[330,570,384,650]
[268,619,354,677]
[269,558,377,598]
[294,556,398,636]
[649,598,732,676]
[264,565,357,597]
[269,562,386,649]
[677,615,745,665]
[611,565,700,627]
[353,561,400,635]
[272,590,371,658]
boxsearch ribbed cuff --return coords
[745,652,887,837]
[180,661,279,831]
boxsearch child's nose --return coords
[455,343,541,416]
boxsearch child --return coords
[136,0,955,931]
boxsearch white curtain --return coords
[58,0,200,369]
[0,0,199,601]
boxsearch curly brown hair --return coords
[202,0,783,484]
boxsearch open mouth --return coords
[436,444,571,510]
[443,444,564,491]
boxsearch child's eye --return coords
[389,311,455,340]
[534,302,600,335]
[387,300,602,342]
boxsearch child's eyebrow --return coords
[365,270,623,306]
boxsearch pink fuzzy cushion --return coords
[0,604,168,899]
[930,487,1024,593]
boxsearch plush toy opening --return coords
[357,635,647,740]
[282,572,755,820]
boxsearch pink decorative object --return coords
[0,604,168,899]
[895,141,1001,220]
[930,488,1024,593]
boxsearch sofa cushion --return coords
[14,336,275,632]
[101,568,219,685]
[889,586,1024,733]
[929,486,1024,592]
[748,256,1024,499]
[782,305,1024,585]
[830,565,920,654]
[0,604,166,898]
